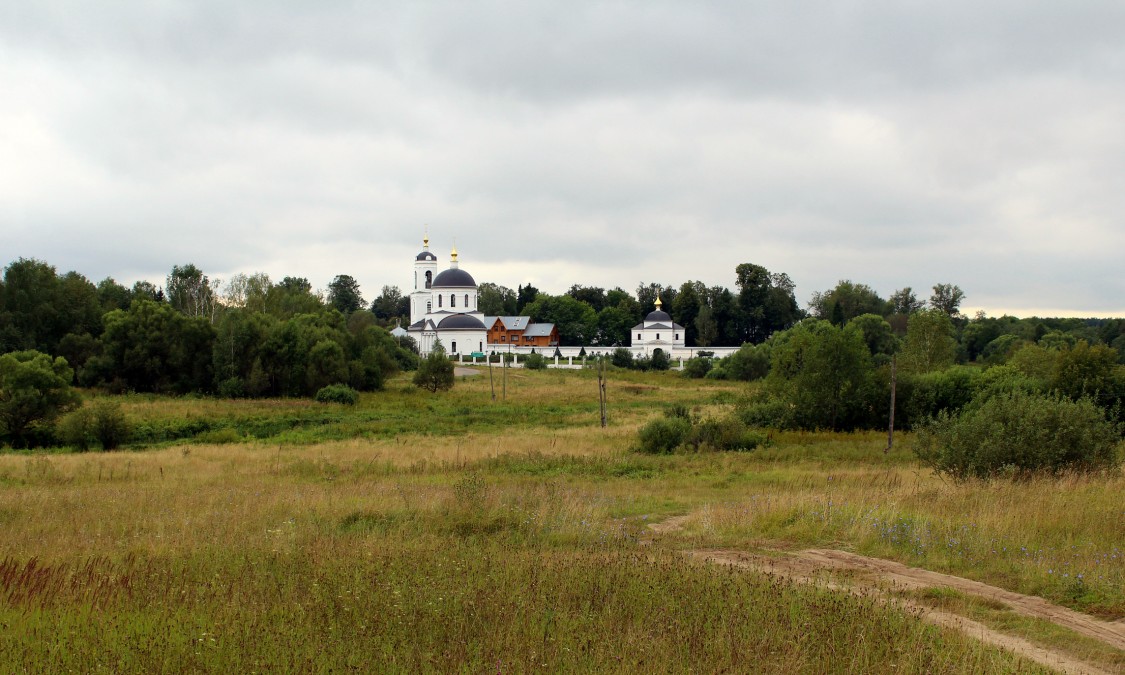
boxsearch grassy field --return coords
[2,367,1121,672]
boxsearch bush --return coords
[686,417,766,452]
[682,357,712,379]
[413,344,455,393]
[523,353,548,370]
[650,349,670,371]
[738,397,797,430]
[92,401,131,450]
[218,377,246,399]
[610,348,634,369]
[314,384,359,405]
[636,416,692,454]
[722,343,770,381]
[913,391,1122,479]
[57,407,95,451]
[56,401,132,451]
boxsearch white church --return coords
[402,235,704,361]
[406,237,490,356]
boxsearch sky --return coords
[3,1,1124,318]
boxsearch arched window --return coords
[425,271,432,289]
[426,301,431,313]
[451,294,456,308]
[438,295,443,308]
[414,271,417,290]
[464,294,469,307]
[452,341,458,353]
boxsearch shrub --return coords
[682,357,712,379]
[314,384,359,405]
[523,353,548,370]
[636,416,692,454]
[686,417,766,452]
[610,348,634,369]
[738,397,796,430]
[91,401,131,450]
[57,407,95,451]
[218,377,246,399]
[722,343,770,381]
[913,391,1122,479]
[56,401,132,450]
[413,343,455,393]
[650,349,671,371]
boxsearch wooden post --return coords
[886,354,896,453]
[488,356,496,401]
[597,356,608,428]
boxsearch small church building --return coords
[631,298,685,355]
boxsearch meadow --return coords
[1,366,1121,673]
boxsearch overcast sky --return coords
[3,1,1123,317]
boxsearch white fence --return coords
[453,345,741,369]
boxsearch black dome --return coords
[645,310,672,322]
[416,250,437,261]
[432,268,476,288]
[437,313,486,330]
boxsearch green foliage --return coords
[638,405,766,454]
[522,294,598,345]
[649,349,670,371]
[734,264,801,343]
[849,313,898,357]
[0,258,103,356]
[897,367,982,430]
[610,348,634,369]
[914,391,1122,479]
[166,263,217,319]
[314,384,359,405]
[719,342,770,381]
[0,350,81,447]
[636,416,692,454]
[522,353,548,370]
[327,274,365,315]
[928,283,965,317]
[808,280,887,324]
[759,320,875,431]
[681,357,712,379]
[93,300,216,394]
[899,309,957,374]
[413,342,455,393]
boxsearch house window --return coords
[425,271,432,289]
[656,334,660,340]
[501,336,506,342]
[637,333,642,340]
[464,294,469,307]
[452,341,457,353]
[438,296,442,308]
[675,334,679,340]
[451,294,456,308]
[426,301,431,313]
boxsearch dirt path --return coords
[646,516,1124,675]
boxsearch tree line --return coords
[0,259,417,404]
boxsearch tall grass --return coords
[0,368,1117,669]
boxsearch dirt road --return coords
[646,515,1125,675]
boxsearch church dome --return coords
[645,297,671,323]
[432,268,476,288]
[416,250,437,261]
[437,313,486,330]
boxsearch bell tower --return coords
[410,232,439,324]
